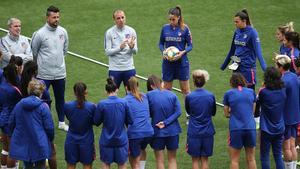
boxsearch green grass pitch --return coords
[0,0,300,168]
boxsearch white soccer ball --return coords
[164,46,180,61]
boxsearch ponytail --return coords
[20,61,38,96]
[127,77,142,101]
[73,82,87,109]
[106,77,118,93]
[235,8,251,26]
[169,5,185,30]
[278,22,294,34]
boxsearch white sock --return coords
[254,117,260,123]
[58,121,65,126]
[140,161,146,169]
[1,165,7,169]
[15,162,18,169]
[285,161,293,169]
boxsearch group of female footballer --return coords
[0,4,300,169]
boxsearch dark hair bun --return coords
[107,77,114,84]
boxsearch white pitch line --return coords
[0,27,224,107]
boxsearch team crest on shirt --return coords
[243,34,247,39]
[125,34,130,39]
[178,32,182,36]
[21,42,27,49]
[59,34,64,41]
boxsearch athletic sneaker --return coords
[58,122,69,131]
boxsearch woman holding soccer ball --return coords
[158,5,193,96]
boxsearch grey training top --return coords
[31,23,69,80]
[0,33,33,68]
[104,25,138,71]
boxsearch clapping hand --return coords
[128,36,136,49]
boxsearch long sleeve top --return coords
[104,25,137,71]
[0,33,32,68]
[94,96,133,147]
[221,25,267,71]
[31,23,68,80]
[147,89,182,137]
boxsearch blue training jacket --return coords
[281,71,300,125]
[9,96,54,162]
[147,89,181,137]
[221,25,267,71]
[223,87,256,131]
[64,101,96,144]
[159,24,193,67]
[124,93,154,139]
[94,96,133,147]
[258,87,286,135]
[185,88,216,137]
[0,81,22,132]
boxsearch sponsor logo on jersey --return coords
[165,36,182,42]
[234,40,246,46]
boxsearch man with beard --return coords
[31,5,69,132]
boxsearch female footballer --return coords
[257,67,285,169]
[94,77,132,169]
[124,77,154,169]
[276,22,294,55]
[0,64,22,169]
[158,5,192,102]
[223,73,257,169]
[283,31,300,72]
[64,82,96,169]
[275,55,300,169]
[221,9,267,90]
[9,79,54,169]
[146,75,181,169]
[185,70,216,169]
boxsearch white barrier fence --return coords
[0,27,224,107]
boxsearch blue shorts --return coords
[234,68,256,86]
[186,136,214,157]
[284,124,297,140]
[23,160,46,169]
[1,125,11,136]
[229,130,256,149]
[129,137,152,158]
[150,135,179,150]
[162,60,189,82]
[108,69,136,88]
[100,145,128,165]
[64,142,95,165]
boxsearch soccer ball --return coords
[164,46,180,61]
